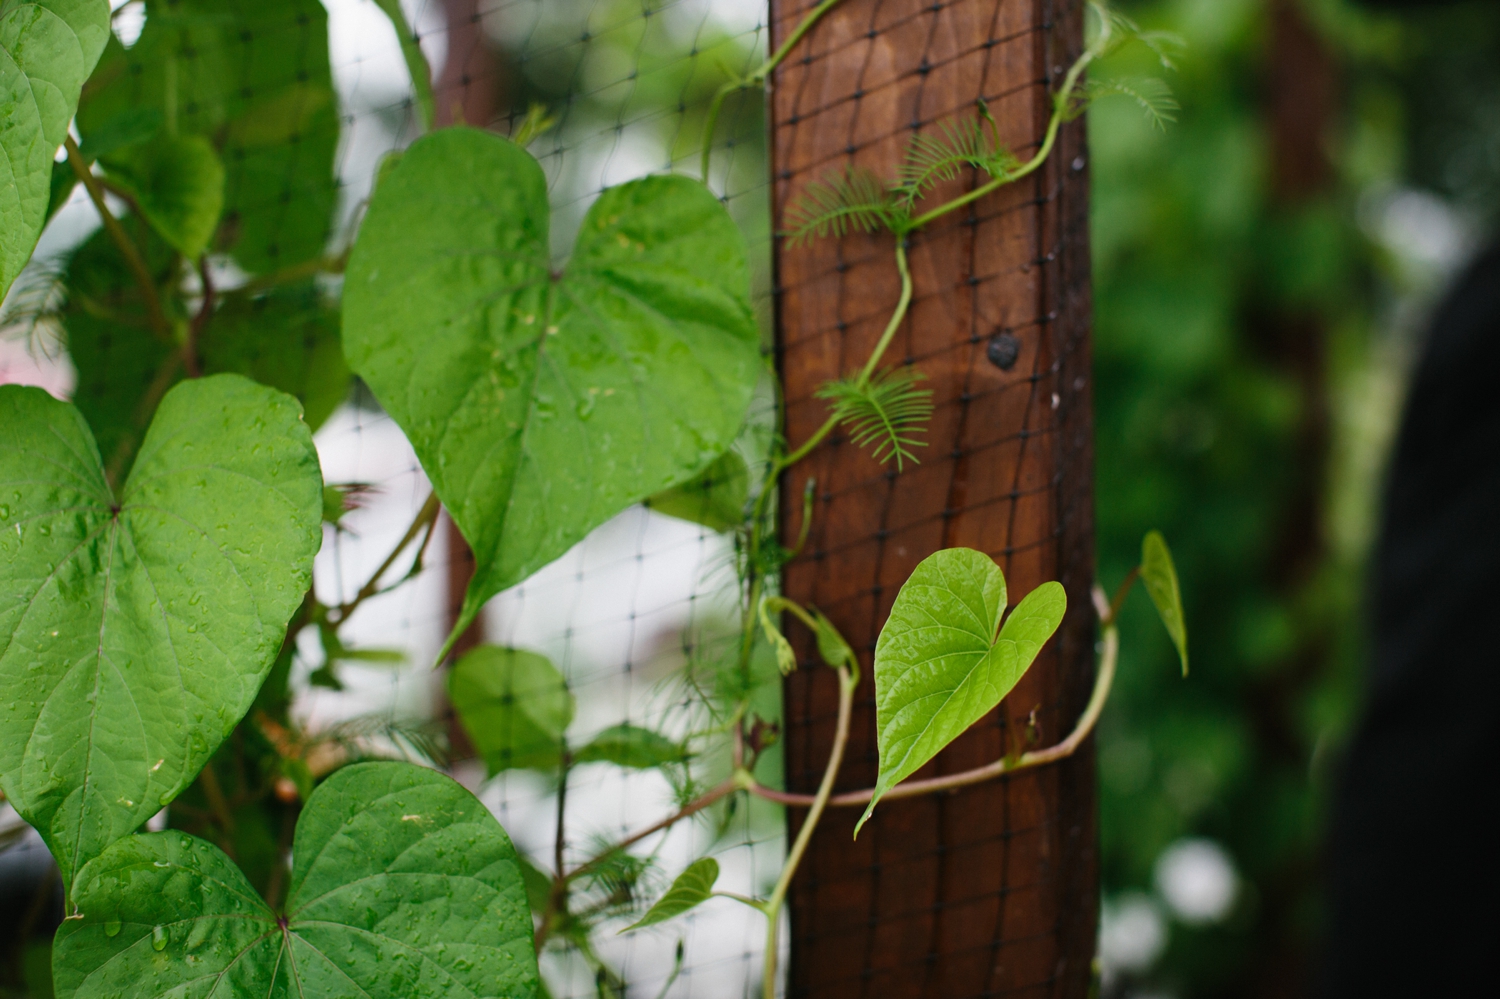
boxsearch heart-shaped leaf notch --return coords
[0,376,323,886]
[54,762,539,999]
[342,128,762,657]
[857,549,1067,836]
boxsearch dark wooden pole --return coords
[769,1,1097,996]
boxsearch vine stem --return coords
[761,664,854,999]
[905,8,1102,232]
[855,239,913,384]
[749,242,910,526]
[701,0,846,182]
[373,0,436,133]
[747,586,1117,809]
[185,256,213,377]
[63,135,172,341]
[332,491,442,623]
[562,777,739,883]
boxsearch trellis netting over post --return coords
[769,0,1099,995]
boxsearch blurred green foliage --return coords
[1090,0,1499,994]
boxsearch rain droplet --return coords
[0,505,9,519]
[152,925,168,951]
[103,918,122,938]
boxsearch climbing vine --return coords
[0,2,1183,997]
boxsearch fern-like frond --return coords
[897,110,1019,205]
[1093,5,1184,68]
[0,261,67,358]
[783,165,904,245]
[316,713,449,768]
[816,366,934,470]
[1081,76,1179,128]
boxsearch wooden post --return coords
[769,0,1097,995]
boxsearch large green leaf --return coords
[100,133,225,259]
[1140,529,1188,675]
[856,549,1066,836]
[0,0,110,298]
[343,129,761,650]
[622,858,719,932]
[449,646,575,776]
[574,724,688,770]
[53,761,539,999]
[0,375,323,885]
[76,0,338,273]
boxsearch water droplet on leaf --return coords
[152,925,168,951]
[103,918,122,938]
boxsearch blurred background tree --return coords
[1090,0,1499,996]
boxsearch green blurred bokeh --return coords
[1090,0,1499,994]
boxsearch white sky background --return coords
[2,2,782,996]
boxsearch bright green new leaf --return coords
[645,449,749,533]
[100,133,225,258]
[54,762,539,999]
[574,724,688,770]
[449,645,575,775]
[0,375,323,885]
[343,129,761,655]
[856,549,1066,837]
[1140,529,1188,675]
[622,858,720,932]
[0,0,110,299]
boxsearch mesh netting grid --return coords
[1,1,787,997]
[768,0,1096,995]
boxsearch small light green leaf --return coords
[0,375,323,886]
[622,858,720,932]
[575,724,689,770]
[54,761,539,999]
[758,598,797,676]
[645,449,749,533]
[343,129,761,655]
[449,645,575,776]
[0,0,111,298]
[1141,529,1188,675]
[100,133,225,258]
[856,549,1066,837]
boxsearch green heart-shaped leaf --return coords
[857,549,1066,836]
[54,761,539,999]
[574,724,688,770]
[1140,529,1188,675]
[449,646,574,776]
[0,0,110,298]
[0,375,323,885]
[622,857,719,932]
[101,133,225,259]
[343,128,761,652]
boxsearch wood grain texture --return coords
[769,1,1097,995]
